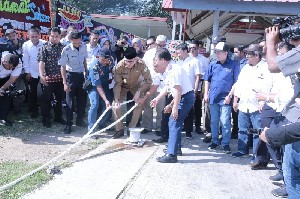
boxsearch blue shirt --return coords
[88,61,111,91]
[204,58,240,105]
[239,57,247,70]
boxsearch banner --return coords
[0,0,52,40]
[55,0,135,44]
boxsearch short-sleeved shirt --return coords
[204,57,240,105]
[38,42,64,82]
[59,42,88,73]
[0,63,22,78]
[89,61,111,90]
[177,56,204,90]
[161,64,193,96]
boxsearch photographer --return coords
[260,25,300,198]
[114,36,129,63]
[0,53,21,126]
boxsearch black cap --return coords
[99,47,111,59]
[124,47,137,60]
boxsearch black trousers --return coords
[28,77,39,113]
[184,107,194,133]
[203,102,211,133]
[160,95,173,140]
[232,108,239,135]
[0,76,12,120]
[254,104,276,164]
[194,91,202,129]
[65,72,86,126]
[41,82,64,122]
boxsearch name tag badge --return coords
[225,68,232,73]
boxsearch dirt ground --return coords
[0,104,110,166]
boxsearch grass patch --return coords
[0,161,52,199]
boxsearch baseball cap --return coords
[214,42,229,52]
[5,29,15,35]
[98,47,111,59]
[124,47,137,60]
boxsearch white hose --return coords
[0,100,137,192]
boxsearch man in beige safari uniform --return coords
[112,47,152,138]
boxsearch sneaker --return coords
[203,136,211,143]
[208,143,219,150]
[269,172,284,181]
[231,151,249,158]
[163,148,183,156]
[222,145,231,154]
[186,132,192,139]
[271,186,288,198]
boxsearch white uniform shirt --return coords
[266,73,294,112]
[195,54,209,91]
[160,63,193,96]
[0,63,22,78]
[22,39,46,78]
[177,56,203,90]
[234,60,271,113]
[86,44,101,60]
[143,48,165,91]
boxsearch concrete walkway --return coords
[23,132,279,199]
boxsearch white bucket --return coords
[129,128,143,143]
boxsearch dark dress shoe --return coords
[54,118,67,125]
[112,130,124,139]
[76,120,86,127]
[0,119,13,126]
[42,120,51,128]
[156,154,177,163]
[163,148,182,156]
[31,112,39,118]
[141,129,151,134]
[64,125,72,134]
[250,162,268,170]
[152,138,168,143]
[195,127,203,134]
[155,131,161,136]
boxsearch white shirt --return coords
[234,60,271,113]
[267,73,294,112]
[160,63,193,96]
[87,44,101,60]
[143,48,165,92]
[22,39,46,78]
[194,54,209,91]
[60,37,70,46]
[177,56,203,90]
[0,63,22,78]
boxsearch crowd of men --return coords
[0,24,300,198]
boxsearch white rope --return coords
[0,100,137,192]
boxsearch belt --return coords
[182,90,193,96]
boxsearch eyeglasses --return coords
[245,52,255,56]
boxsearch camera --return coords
[0,84,25,97]
[272,15,300,41]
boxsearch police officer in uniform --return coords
[59,30,88,134]
[112,47,152,138]
[87,47,112,130]
[0,53,21,126]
